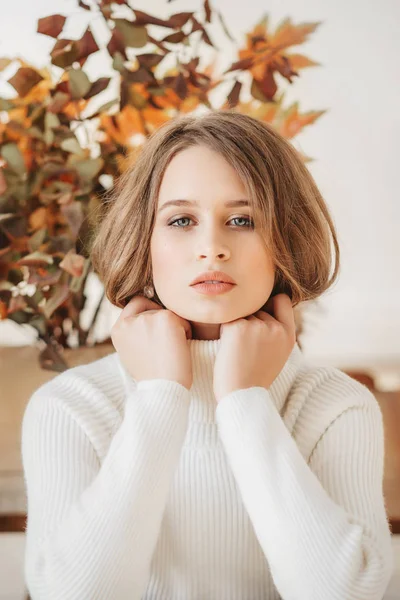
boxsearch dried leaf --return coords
[84,77,111,100]
[60,202,84,237]
[224,57,254,74]
[286,53,320,69]
[37,14,67,38]
[256,66,277,101]
[136,53,165,70]
[201,28,215,48]
[28,228,47,252]
[74,157,104,182]
[114,20,148,48]
[60,137,84,154]
[167,12,194,28]
[174,73,187,100]
[132,10,171,28]
[204,0,212,23]
[107,31,128,60]
[16,251,54,267]
[217,10,235,42]
[29,207,47,231]
[76,27,100,61]
[78,0,91,10]
[271,18,321,50]
[8,67,44,97]
[48,91,70,113]
[0,168,7,195]
[250,78,269,102]
[0,300,7,320]
[43,283,70,319]
[59,249,86,277]
[162,31,186,44]
[69,68,91,100]
[0,57,13,72]
[1,143,26,175]
[51,39,79,68]
[227,80,242,108]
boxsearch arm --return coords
[22,377,190,600]
[216,387,394,600]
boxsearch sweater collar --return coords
[187,339,304,422]
[117,339,304,424]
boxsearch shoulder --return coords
[287,360,382,460]
[23,351,127,456]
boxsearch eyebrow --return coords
[157,199,251,213]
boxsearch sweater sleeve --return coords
[215,387,394,600]
[21,377,190,600]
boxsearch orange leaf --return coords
[29,207,48,231]
[286,53,320,69]
[0,300,8,320]
[279,105,326,138]
[270,18,321,50]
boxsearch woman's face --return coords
[150,144,275,340]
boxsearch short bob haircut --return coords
[89,109,340,310]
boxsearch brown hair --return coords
[89,108,340,309]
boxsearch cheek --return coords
[151,233,182,274]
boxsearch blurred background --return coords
[0,0,399,598]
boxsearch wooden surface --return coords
[375,390,400,530]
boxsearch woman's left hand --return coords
[213,293,297,404]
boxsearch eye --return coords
[167,216,255,229]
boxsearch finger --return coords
[175,314,193,340]
[270,294,296,333]
[120,295,162,321]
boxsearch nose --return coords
[195,222,232,261]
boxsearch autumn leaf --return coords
[0,168,7,194]
[37,14,67,38]
[269,18,321,50]
[8,67,44,98]
[278,102,327,138]
[0,57,13,72]
[68,68,91,99]
[76,27,100,61]
[59,249,86,277]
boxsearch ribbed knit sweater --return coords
[21,339,394,600]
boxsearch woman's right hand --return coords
[111,295,194,391]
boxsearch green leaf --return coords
[114,20,148,48]
[1,143,26,175]
[112,52,126,73]
[61,137,85,155]
[45,111,60,130]
[28,229,47,252]
[43,283,70,319]
[0,98,13,110]
[17,251,54,266]
[51,39,79,68]
[69,68,92,100]
[29,314,46,336]
[73,157,104,181]
[69,257,90,293]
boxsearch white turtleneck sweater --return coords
[21,340,394,600]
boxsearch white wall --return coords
[0,0,399,370]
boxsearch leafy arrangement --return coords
[0,0,324,371]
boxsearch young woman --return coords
[21,110,394,600]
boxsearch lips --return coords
[190,271,236,286]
